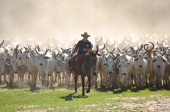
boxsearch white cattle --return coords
[35,48,56,87]
[26,47,39,88]
[133,53,149,88]
[0,60,10,84]
[102,52,117,88]
[152,52,167,88]
[117,51,134,89]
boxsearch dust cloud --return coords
[0,0,170,44]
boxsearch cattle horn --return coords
[138,44,143,51]
[117,47,121,52]
[35,48,40,55]
[161,51,166,56]
[102,43,105,50]
[149,42,154,51]
[28,45,32,50]
[0,40,4,46]
[24,47,29,53]
[130,47,135,54]
[36,45,40,51]
[112,47,115,52]
[44,49,50,55]
[166,54,169,60]
[16,44,20,59]
[67,48,71,51]
[95,45,99,55]
[113,54,118,61]
[62,55,65,60]
[144,44,149,51]
[20,48,23,54]
[113,40,116,45]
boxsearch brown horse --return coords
[73,46,99,96]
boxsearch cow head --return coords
[35,48,50,66]
[118,60,131,75]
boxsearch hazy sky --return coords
[0,0,170,43]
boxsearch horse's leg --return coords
[86,73,91,93]
[74,73,78,93]
[81,74,85,96]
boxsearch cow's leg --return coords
[9,72,14,87]
[119,73,122,88]
[50,72,53,88]
[3,74,9,85]
[28,72,31,86]
[100,70,103,86]
[106,73,110,88]
[135,71,139,88]
[124,74,128,89]
[44,71,49,87]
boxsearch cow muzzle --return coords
[40,63,43,66]
[108,71,113,74]
[123,73,126,75]
[14,71,18,74]
[139,65,143,67]
[157,65,160,68]
[18,66,21,69]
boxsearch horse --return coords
[73,46,99,96]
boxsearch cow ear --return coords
[162,59,166,63]
[5,63,10,67]
[62,62,66,64]
[143,56,149,59]
[132,55,137,58]
[45,56,50,59]
[18,57,22,60]
[126,62,131,64]
[103,62,108,65]
[134,58,138,61]
[152,59,156,63]
[97,53,102,56]
[117,65,121,68]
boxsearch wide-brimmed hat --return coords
[81,32,90,37]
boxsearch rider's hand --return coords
[83,48,87,51]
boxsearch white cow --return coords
[35,48,56,87]
[102,52,117,88]
[133,53,149,88]
[117,52,134,89]
[152,52,166,88]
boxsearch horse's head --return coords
[85,46,100,69]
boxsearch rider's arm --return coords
[72,42,79,55]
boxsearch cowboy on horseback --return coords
[70,32,92,72]
[69,32,99,96]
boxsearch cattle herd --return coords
[0,34,170,90]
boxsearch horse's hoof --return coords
[86,89,90,93]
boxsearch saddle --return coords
[74,55,84,71]
[68,55,84,71]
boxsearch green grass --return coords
[0,86,170,112]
